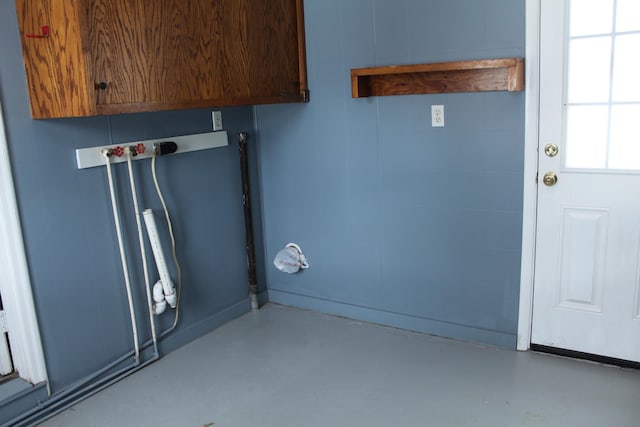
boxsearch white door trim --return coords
[517,0,541,351]
[0,102,48,385]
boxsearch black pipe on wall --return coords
[238,132,259,309]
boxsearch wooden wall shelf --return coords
[351,58,524,98]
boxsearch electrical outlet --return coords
[431,105,445,127]
[212,111,223,131]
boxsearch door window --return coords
[565,0,640,170]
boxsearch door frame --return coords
[517,0,541,351]
[0,101,48,385]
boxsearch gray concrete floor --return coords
[40,304,640,427]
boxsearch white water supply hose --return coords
[151,152,183,329]
[126,148,158,346]
[104,151,140,361]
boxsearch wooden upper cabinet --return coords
[16,0,308,119]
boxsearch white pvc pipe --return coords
[152,281,167,315]
[143,209,176,308]
[104,152,140,361]
[126,149,158,345]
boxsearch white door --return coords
[0,295,14,376]
[531,0,640,362]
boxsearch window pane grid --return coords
[569,30,640,40]
[564,0,640,171]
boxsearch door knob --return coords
[542,172,558,186]
[544,144,559,157]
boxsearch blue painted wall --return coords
[256,0,525,347]
[0,2,264,398]
[0,0,526,418]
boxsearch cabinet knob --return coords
[95,82,108,90]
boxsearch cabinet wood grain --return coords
[16,0,308,118]
[351,58,524,98]
[16,0,95,117]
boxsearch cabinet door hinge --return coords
[535,172,539,184]
[0,311,7,334]
[302,89,310,103]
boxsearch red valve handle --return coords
[113,146,124,157]
[135,143,146,154]
[26,26,50,38]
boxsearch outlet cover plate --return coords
[212,111,223,131]
[431,105,445,127]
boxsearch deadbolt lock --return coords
[542,172,558,186]
[544,144,559,157]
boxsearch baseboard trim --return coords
[258,289,269,306]
[268,290,516,348]
[0,381,47,426]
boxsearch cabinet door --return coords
[244,0,308,101]
[16,0,95,118]
[91,0,307,114]
[91,0,226,110]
